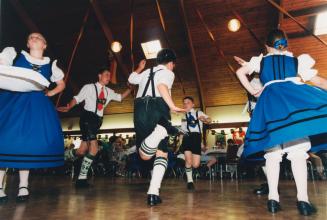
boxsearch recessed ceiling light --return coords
[141,40,162,59]
[228,18,241,32]
[314,11,327,35]
[111,41,122,53]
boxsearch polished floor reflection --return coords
[0,176,326,220]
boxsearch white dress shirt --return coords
[74,82,122,117]
[128,64,175,98]
[181,108,208,133]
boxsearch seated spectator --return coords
[200,145,217,174]
[309,152,326,180]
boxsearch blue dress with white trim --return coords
[0,49,64,168]
[243,51,327,158]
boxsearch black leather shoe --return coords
[267,200,281,213]
[187,182,195,191]
[158,117,186,136]
[147,194,162,206]
[297,201,317,216]
[254,183,269,195]
[16,187,29,203]
[75,179,90,188]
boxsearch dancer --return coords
[235,29,327,216]
[0,33,65,203]
[180,96,211,190]
[128,49,185,206]
[58,68,132,187]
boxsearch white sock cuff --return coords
[154,157,168,170]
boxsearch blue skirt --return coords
[244,81,327,158]
[0,90,64,168]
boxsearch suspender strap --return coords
[94,84,98,114]
[141,68,163,98]
[185,111,202,134]
[185,113,191,133]
[196,111,202,136]
[150,68,156,97]
[142,67,155,97]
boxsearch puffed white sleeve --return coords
[243,54,263,75]
[0,47,17,66]
[297,54,318,82]
[50,60,65,82]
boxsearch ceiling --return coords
[2,0,327,117]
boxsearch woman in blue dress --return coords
[236,29,327,216]
[0,33,65,203]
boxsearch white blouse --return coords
[0,47,64,82]
[244,50,317,82]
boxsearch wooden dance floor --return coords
[0,176,326,220]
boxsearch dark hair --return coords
[266,29,288,50]
[183,96,194,102]
[156,48,177,64]
[97,67,109,75]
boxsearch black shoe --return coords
[187,182,195,190]
[297,201,317,216]
[147,194,162,206]
[267,200,281,213]
[254,183,269,195]
[158,117,186,136]
[16,187,29,203]
[75,179,90,188]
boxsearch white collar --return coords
[188,108,196,114]
[96,82,107,90]
[21,50,50,65]
[265,50,293,57]
[157,64,168,70]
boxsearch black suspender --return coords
[141,67,162,98]
[185,111,202,135]
[94,84,108,114]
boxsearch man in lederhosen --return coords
[180,96,211,190]
[58,68,132,187]
[128,49,185,206]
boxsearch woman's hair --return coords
[266,29,288,50]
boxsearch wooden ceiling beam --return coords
[286,3,327,18]
[178,0,206,111]
[90,0,130,78]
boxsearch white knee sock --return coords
[287,150,309,202]
[185,167,193,183]
[0,169,6,197]
[18,170,30,196]
[265,150,283,202]
[78,154,95,180]
[147,157,167,195]
[140,125,168,157]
